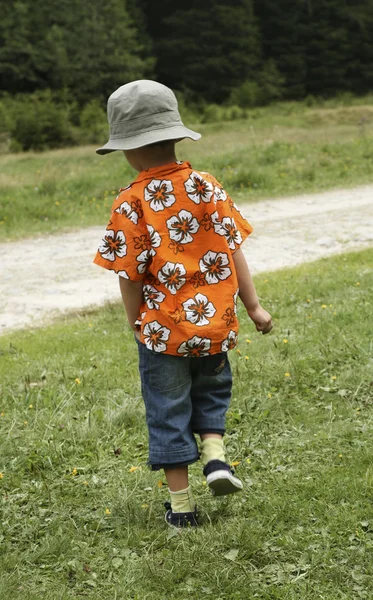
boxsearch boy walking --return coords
[94,80,272,527]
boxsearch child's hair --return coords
[146,139,178,150]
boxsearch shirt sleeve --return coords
[93,194,151,281]
[210,177,253,252]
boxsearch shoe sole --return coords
[206,470,243,496]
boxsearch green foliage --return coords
[0,0,152,104]
[229,81,259,108]
[1,249,373,598]
[144,0,261,103]
[79,100,107,145]
[5,91,76,151]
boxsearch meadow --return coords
[1,248,373,599]
[1,98,373,241]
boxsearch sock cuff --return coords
[168,486,191,495]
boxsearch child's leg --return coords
[191,355,243,495]
[164,465,196,513]
[135,339,198,520]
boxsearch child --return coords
[94,80,272,527]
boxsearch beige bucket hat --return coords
[96,80,201,155]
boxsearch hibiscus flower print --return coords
[134,234,151,252]
[144,179,176,212]
[136,249,151,274]
[199,251,231,284]
[98,230,127,262]
[177,336,211,357]
[213,216,243,250]
[168,240,185,255]
[166,209,200,244]
[158,262,186,295]
[233,289,239,314]
[170,307,186,324]
[221,330,237,351]
[143,321,171,353]
[184,172,213,204]
[200,213,214,231]
[190,271,206,289]
[147,224,162,248]
[222,307,236,327]
[117,270,129,279]
[214,185,227,202]
[143,285,166,310]
[114,201,140,224]
[182,293,216,327]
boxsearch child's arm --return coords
[233,248,272,334]
[119,277,143,337]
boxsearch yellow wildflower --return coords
[338,454,343,458]
[0,473,3,479]
[246,458,251,464]
[129,466,139,473]
[245,355,249,360]
[28,404,33,409]
[321,304,327,309]
[283,339,288,344]
[356,282,360,286]
[157,480,164,488]
[331,375,337,381]
[306,299,311,303]
[105,508,111,515]
[0,412,4,417]
[246,339,252,344]
[75,378,81,385]
[231,461,241,467]
[236,349,241,355]
[71,468,78,476]
[141,503,149,509]
[82,480,88,486]
[23,420,28,425]
[267,393,272,398]
[285,372,291,377]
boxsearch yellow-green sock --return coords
[169,486,196,513]
[200,437,226,466]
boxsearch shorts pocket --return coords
[143,347,191,393]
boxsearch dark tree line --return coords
[1,0,373,105]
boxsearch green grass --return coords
[1,100,373,241]
[1,248,373,599]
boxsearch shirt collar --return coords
[134,161,192,184]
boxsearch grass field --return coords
[1,100,373,241]
[1,248,373,599]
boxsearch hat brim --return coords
[96,125,201,155]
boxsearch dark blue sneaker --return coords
[203,460,243,496]
[164,502,198,528]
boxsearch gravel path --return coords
[1,184,373,334]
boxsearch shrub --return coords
[79,99,107,144]
[8,90,76,151]
[228,81,259,108]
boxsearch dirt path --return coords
[1,184,373,334]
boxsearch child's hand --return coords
[247,305,273,334]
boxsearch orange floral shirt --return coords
[94,161,253,356]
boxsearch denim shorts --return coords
[135,338,232,471]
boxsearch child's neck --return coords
[139,151,177,171]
